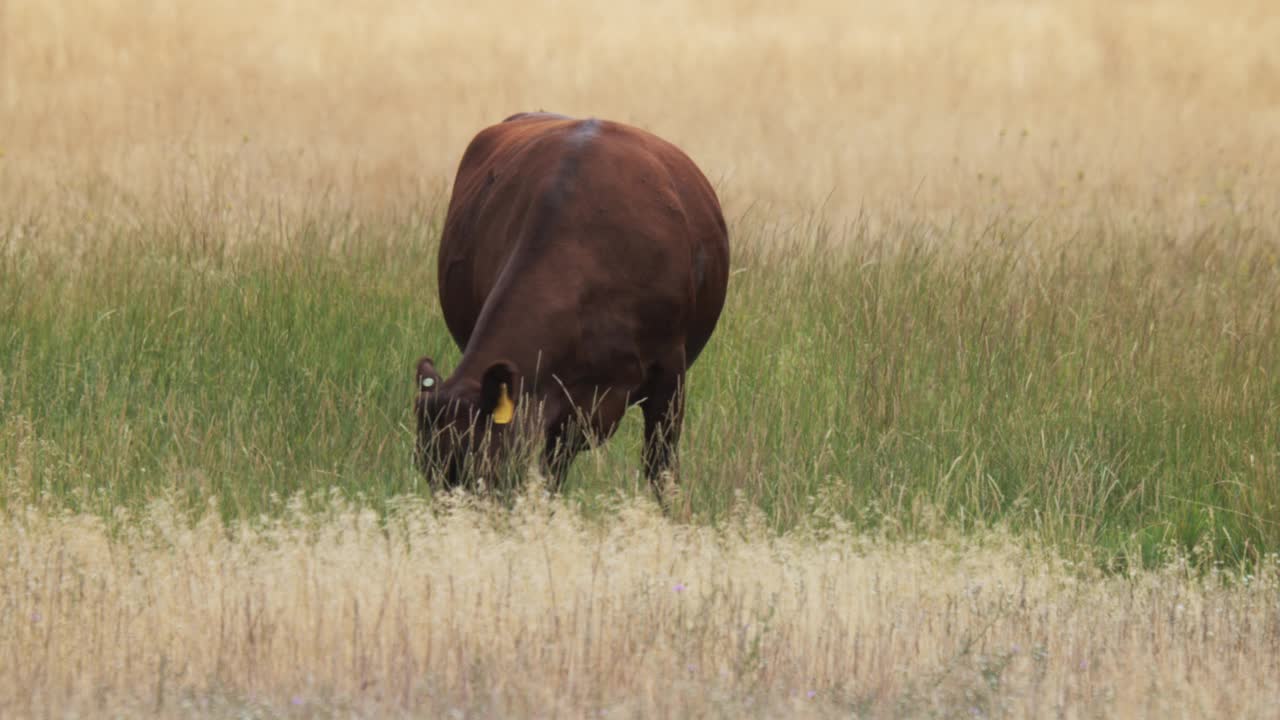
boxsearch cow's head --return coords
[413,356,521,490]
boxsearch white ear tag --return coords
[421,377,435,389]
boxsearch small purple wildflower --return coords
[291,696,304,706]
[807,690,817,699]
[1078,659,1088,670]
[30,611,42,623]
[673,582,686,593]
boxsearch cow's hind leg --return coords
[641,361,686,508]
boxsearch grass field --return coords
[3,0,1280,716]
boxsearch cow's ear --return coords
[480,361,518,425]
[416,356,442,392]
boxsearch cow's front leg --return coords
[541,421,587,493]
[540,382,633,493]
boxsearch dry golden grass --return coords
[2,0,1278,227]
[2,489,1278,718]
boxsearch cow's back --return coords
[437,114,729,375]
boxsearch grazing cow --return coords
[414,112,729,500]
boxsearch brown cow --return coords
[414,112,729,501]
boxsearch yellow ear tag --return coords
[493,383,514,424]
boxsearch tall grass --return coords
[4,203,1278,567]
[3,491,1278,718]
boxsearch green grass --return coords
[3,206,1278,568]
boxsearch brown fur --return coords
[415,113,729,498]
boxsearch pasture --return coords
[2,0,1279,715]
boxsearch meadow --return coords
[2,0,1280,716]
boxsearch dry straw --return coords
[3,489,1278,717]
